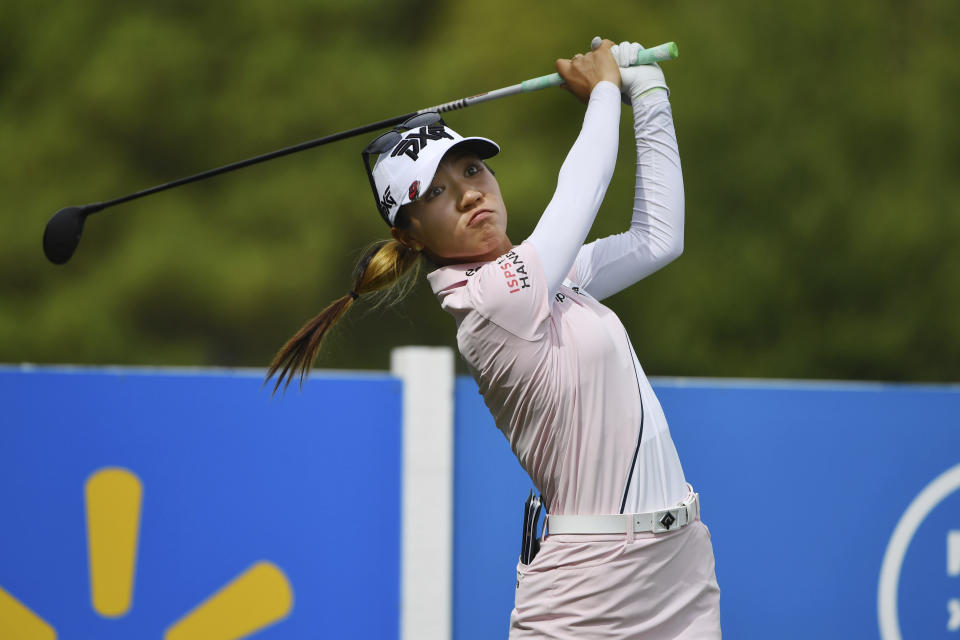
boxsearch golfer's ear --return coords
[391,227,422,252]
[390,226,407,246]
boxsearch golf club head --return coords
[43,206,89,264]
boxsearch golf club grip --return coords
[520,41,679,93]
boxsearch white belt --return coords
[546,491,700,535]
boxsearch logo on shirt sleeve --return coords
[497,250,531,294]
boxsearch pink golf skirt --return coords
[509,518,721,639]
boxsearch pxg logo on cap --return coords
[389,125,453,162]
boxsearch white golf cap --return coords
[371,121,499,226]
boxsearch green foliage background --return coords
[3,0,958,381]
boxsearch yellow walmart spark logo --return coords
[0,467,293,639]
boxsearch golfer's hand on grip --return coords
[556,39,620,104]
[592,37,669,102]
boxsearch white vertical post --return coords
[391,346,455,640]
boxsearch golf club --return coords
[42,42,678,265]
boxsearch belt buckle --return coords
[652,507,680,532]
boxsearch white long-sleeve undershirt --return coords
[526,83,684,300]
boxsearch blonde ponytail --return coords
[266,238,421,394]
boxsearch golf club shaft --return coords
[82,113,417,216]
[76,42,679,216]
[416,41,678,113]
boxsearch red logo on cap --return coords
[408,180,420,201]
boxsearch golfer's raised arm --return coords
[573,41,685,301]
[526,42,621,297]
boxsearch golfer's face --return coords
[401,153,510,265]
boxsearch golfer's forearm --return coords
[630,90,684,261]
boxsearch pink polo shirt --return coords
[427,83,689,516]
[427,242,687,516]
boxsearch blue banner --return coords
[0,367,402,640]
[3,367,958,639]
[453,377,960,640]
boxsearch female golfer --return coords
[268,38,721,638]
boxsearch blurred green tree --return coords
[2,0,958,382]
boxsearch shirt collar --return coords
[426,260,487,296]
